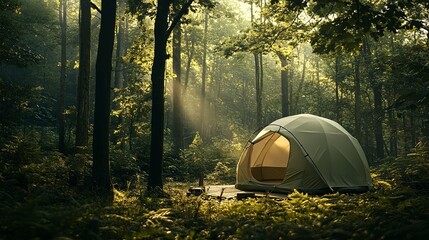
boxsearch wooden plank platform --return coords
[187,185,289,200]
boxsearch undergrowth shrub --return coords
[67,153,92,187]
[180,132,240,184]
[110,148,141,189]
[0,128,428,239]
[1,129,42,169]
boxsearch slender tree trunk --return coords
[250,2,262,127]
[93,0,116,195]
[388,109,398,157]
[112,0,126,149]
[148,0,194,191]
[279,54,289,117]
[289,59,294,115]
[184,31,195,90]
[148,0,170,190]
[373,83,384,159]
[259,52,264,122]
[334,56,341,123]
[402,114,409,153]
[172,3,183,156]
[410,111,416,148]
[363,37,384,159]
[315,56,322,116]
[200,10,208,139]
[294,53,306,113]
[254,52,261,127]
[58,0,67,153]
[76,0,91,150]
[182,30,194,136]
[354,55,362,142]
[114,1,125,91]
[241,59,248,125]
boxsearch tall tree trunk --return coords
[315,56,322,116]
[114,1,125,91]
[363,37,384,159]
[410,111,416,148]
[250,2,262,127]
[58,0,67,153]
[259,52,264,122]
[294,53,307,113]
[289,59,294,115]
[184,31,195,91]
[148,0,194,191]
[402,114,409,153]
[373,83,384,159]
[200,10,208,139]
[148,0,169,191]
[76,0,91,151]
[387,108,398,157]
[242,65,246,124]
[254,52,261,127]
[354,55,362,142]
[334,55,341,123]
[182,30,194,136]
[279,54,289,117]
[93,0,116,196]
[112,0,126,149]
[172,3,183,156]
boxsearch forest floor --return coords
[1,151,429,239]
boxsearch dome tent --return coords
[236,114,372,194]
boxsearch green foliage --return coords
[0,79,33,130]
[388,44,429,111]
[1,129,42,170]
[1,142,429,239]
[1,0,429,238]
[178,132,239,183]
[0,0,43,66]
[110,148,141,188]
[67,153,92,187]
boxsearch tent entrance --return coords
[249,132,291,183]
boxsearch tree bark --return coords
[200,10,208,139]
[112,0,126,149]
[334,56,341,123]
[354,55,362,142]
[289,59,294,115]
[58,0,67,153]
[259,52,264,122]
[315,56,322,116]
[402,114,409,153]
[294,53,306,113]
[147,0,170,190]
[279,54,289,117]
[254,52,262,127]
[373,83,384,159]
[250,2,262,127]
[172,3,183,156]
[76,0,91,150]
[387,108,398,157]
[148,0,194,191]
[114,1,125,91]
[363,37,384,159]
[184,30,195,90]
[93,0,116,195]
[410,111,416,148]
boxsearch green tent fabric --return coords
[235,114,372,194]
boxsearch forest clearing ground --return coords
[1,153,429,239]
